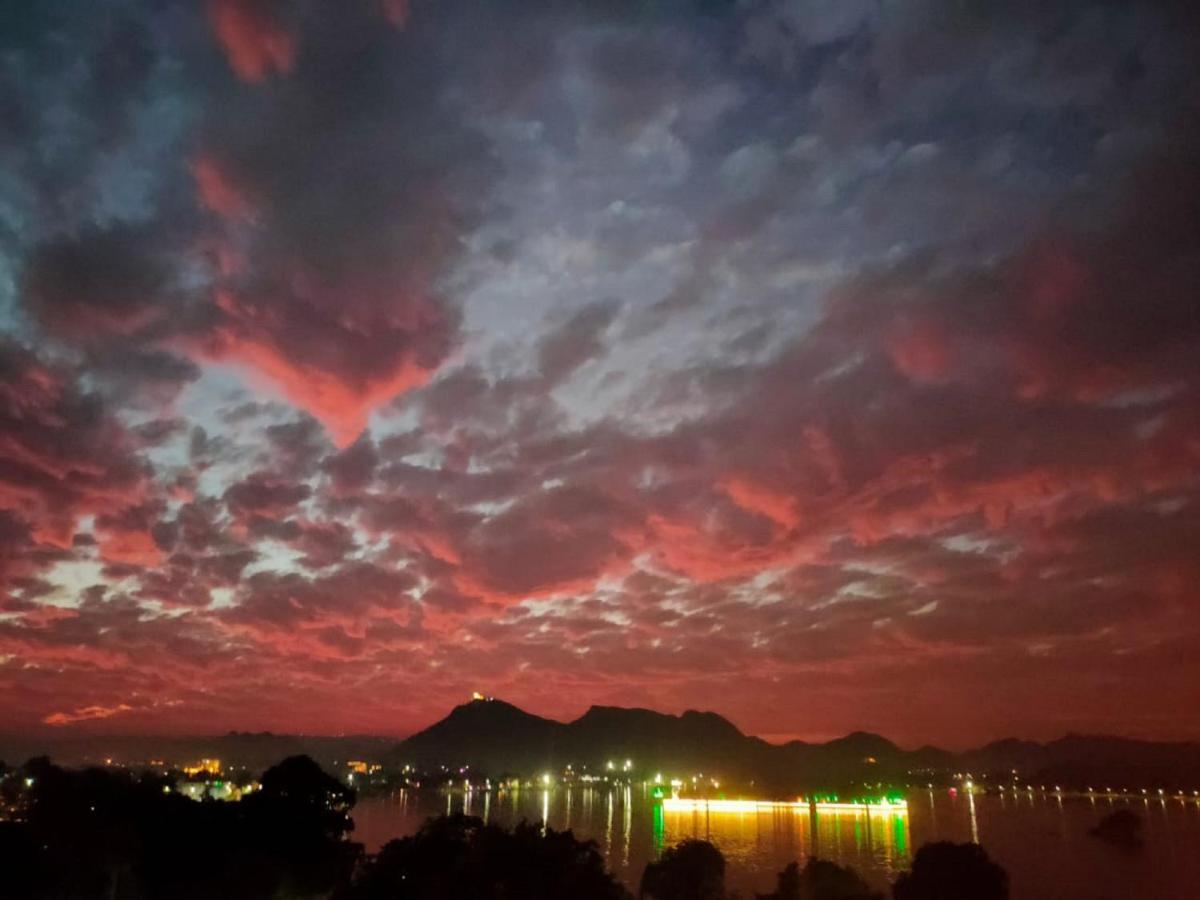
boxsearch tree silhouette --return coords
[892,842,1008,900]
[640,839,726,900]
[0,754,360,900]
[340,813,632,900]
[759,859,883,900]
[0,821,47,900]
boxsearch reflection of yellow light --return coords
[660,798,907,815]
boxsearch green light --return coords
[893,811,908,855]
[652,801,665,857]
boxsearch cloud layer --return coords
[1,0,1198,748]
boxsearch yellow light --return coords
[181,758,221,777]
[660,798,906,816]
[542,773,551,786]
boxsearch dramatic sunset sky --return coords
[1,0,1198,748]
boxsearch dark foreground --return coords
[0,755,1108,900]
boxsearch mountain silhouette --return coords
[390,698,1200,791]
[393,699,920,788]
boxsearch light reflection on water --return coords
[352,787,1200,899]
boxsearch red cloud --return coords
[193,155,254,220]
[886,318,953,382]
[381,0,410,28]
[719,475,800,528]
[202,320,434,447]
[44,703,135,726]
[0,343,150,548]
[207,0,295,82]
[96,527,164,567]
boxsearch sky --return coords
[0,0,1198,750]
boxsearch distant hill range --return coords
[0,732,395,774]
[390,698,1200,792]
[7,700,1198,792]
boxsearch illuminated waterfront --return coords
[352,786,1200,899]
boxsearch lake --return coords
[352,787,1200,899]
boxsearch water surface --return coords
[352,788,1200,899]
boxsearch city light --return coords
[660,797,907,816]
[181,758,221,777]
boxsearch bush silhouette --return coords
[640,839,726,900]
[892,842,1007,900]
[341,813,632,900]
[760,859,883,900]
[0,755,359,900]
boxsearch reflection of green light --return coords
[853,817,863,851]
[651,786,664,799]
[893,811,908,855]
[652,801,665,856]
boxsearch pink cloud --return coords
[207,0,295,82]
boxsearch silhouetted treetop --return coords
[340,813,631,900]
[759,859,884,900]
[892,842,1008,900]
[640,839,726,900]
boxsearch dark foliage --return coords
[0,754,359,900]
[759,859,883,900]
[640,839,726,900]
[892,842,1008,900]
[339,813,632,900]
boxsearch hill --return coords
[389,698,1200,792]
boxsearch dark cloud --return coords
[536,300,621,384]
[0,340,150,547]
[223,471,311,522]
[188,1,498,445]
